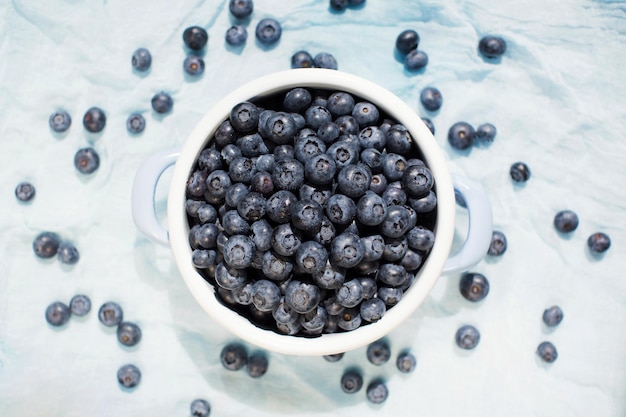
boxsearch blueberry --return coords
[225,24,248,46]
[300,184,332,207]
[385,124,412,154]
[255,154,275,173]
[335,115,360,136]
[536,341,558,363]
[260,250,292,281]
[400,249,422,272]
[57,241,80,264]
[304,105,333,130]
[330,232,364,268]
[215,120,237,147]
[300,304,328,334]
[337,308,361,331]
[117,322,142,347]
[284,280,321,314]
[206,170,232,202]
[272,157,305,191]
[229,0,253,19]
[247,351,269,378]
[337,164,371,198]
[312,262,346,290]
[251,280,281,312]
[510,162,531,182]
[151,91,173,114]
[49,110,71,132]
[487,230,507,256]
[304,153,336,185]
[313,216,337,247]
[324,92,354,118]
[131,47,152,71]
[271,223,302,257]
[223,234,256,269]
[420,86,443,111]
[183,26,208,51]
[15,182,35,202]
[381,153,407,181]
[408,191,437,214]
[126,113,146,134]
[587,232,611,254]
[265,112,297,144]
[360,234,385,261]
[459,272,490,302]
[33,231,61,259]
[265,190,298,224]
[98,302,123,327]
[478,35,507,59]
[476,123,497,143]
[366,340,391,365]
[380,205,412,238]
[186,170,208,197]
[396,29,419,54]
[220,144,242,166]
[236,133,268,157]
[401,164,433,198]
[255,18,282,45]
[377,286,403,306]
[247,220,271,253]
[192,249,217,269]
[274,144,295,160]
[542,305,564,327]
[190,399,211,417]
[330,0,348,11]
[69,294,91,317]
[554,210,579,233]
[369,173,388,195]
[313,52,338,70]
[117,364,141,388]
[292,201,325,234]
[407,226,435,252]
[232,281,255,305]
[396,351,417,373]
[324,352,344,362]
[360,298,386,323]
[326,140,359,169]
[235,192,264,222]
[377,263,408,287]
[184,55,205,76]
[356,191,387,226]
[448,122,475,150]
[215,262,248,289]
[336,278,364,308]
[341,370,363,394]
[83,107,106,132]
[358,126,386,151]
[404,49,428,70]
[273,297,300,324]
[294,135,326,163]
[45,301,71,326]
[351,101,379,128]
[455,325,480,349]
[382,237,407,262]
[230,102,260,133]
[276,319,302,335]
[291,50,315,69]
[366,380,388,404]
[422,117,435,134]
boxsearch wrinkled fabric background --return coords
[1,0,625,416]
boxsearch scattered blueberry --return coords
[313,52,338,70]
[126,113,146,134]
[151,91,173,114]
[510,162,531,183]
[184,55,205,76]
[117,322,142,347]
[396,351,416,373]
[341,370,363,393]
[33,231,61,259]
[587,232,611,254]
[117,364,141,388]
[220,343,248,371]
[420,87,442,111]
[459,272,490,302]
[536,341,558,363]
[421,117,435,134]
[323,352,344,362]
[98,301,124,327]
[478,35,507,59]
[225,25,248,46]
[487,230,507,256]
[83,107,106,133]
[255,18,282,45]
[291,50,314,69]
[15,182,35,202]
[131,48,152,72]
[455,325,480,350]
[448,122,475,150]
[404,49,428,71]
[366,379,388,404]
[229,0,253,19]
[542,305,564,327]
[330,0,348,11]
[49,110,71,132]
[74,147,100,174]
[554,210,579,233]
[476,123,497,143]
[183,26,208,51]
[246,351,269,378]
[190,399,211,417]
[366,339,391,365]
[57,241,80,265]
[45,301,71,326]
[69,294,91,317]
[396,29,419,54]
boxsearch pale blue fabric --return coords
[1,0,625,416]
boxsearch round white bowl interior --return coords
[167,68,455,356]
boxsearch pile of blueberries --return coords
[185,86,439,338]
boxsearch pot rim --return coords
[167,68,455,356]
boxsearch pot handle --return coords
[131,148,180,246]
[442,174,493,274]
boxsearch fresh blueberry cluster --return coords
[291,50,339,70]
[552,209,611,255]
[185,87,438,337]
[395,29,429,71]
[33,231,80,265]
[447,121,498,150]
[97,301,143,347]
[220,342,269,378]
[45,294,91,327]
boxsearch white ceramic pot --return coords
[132,69,492,356]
